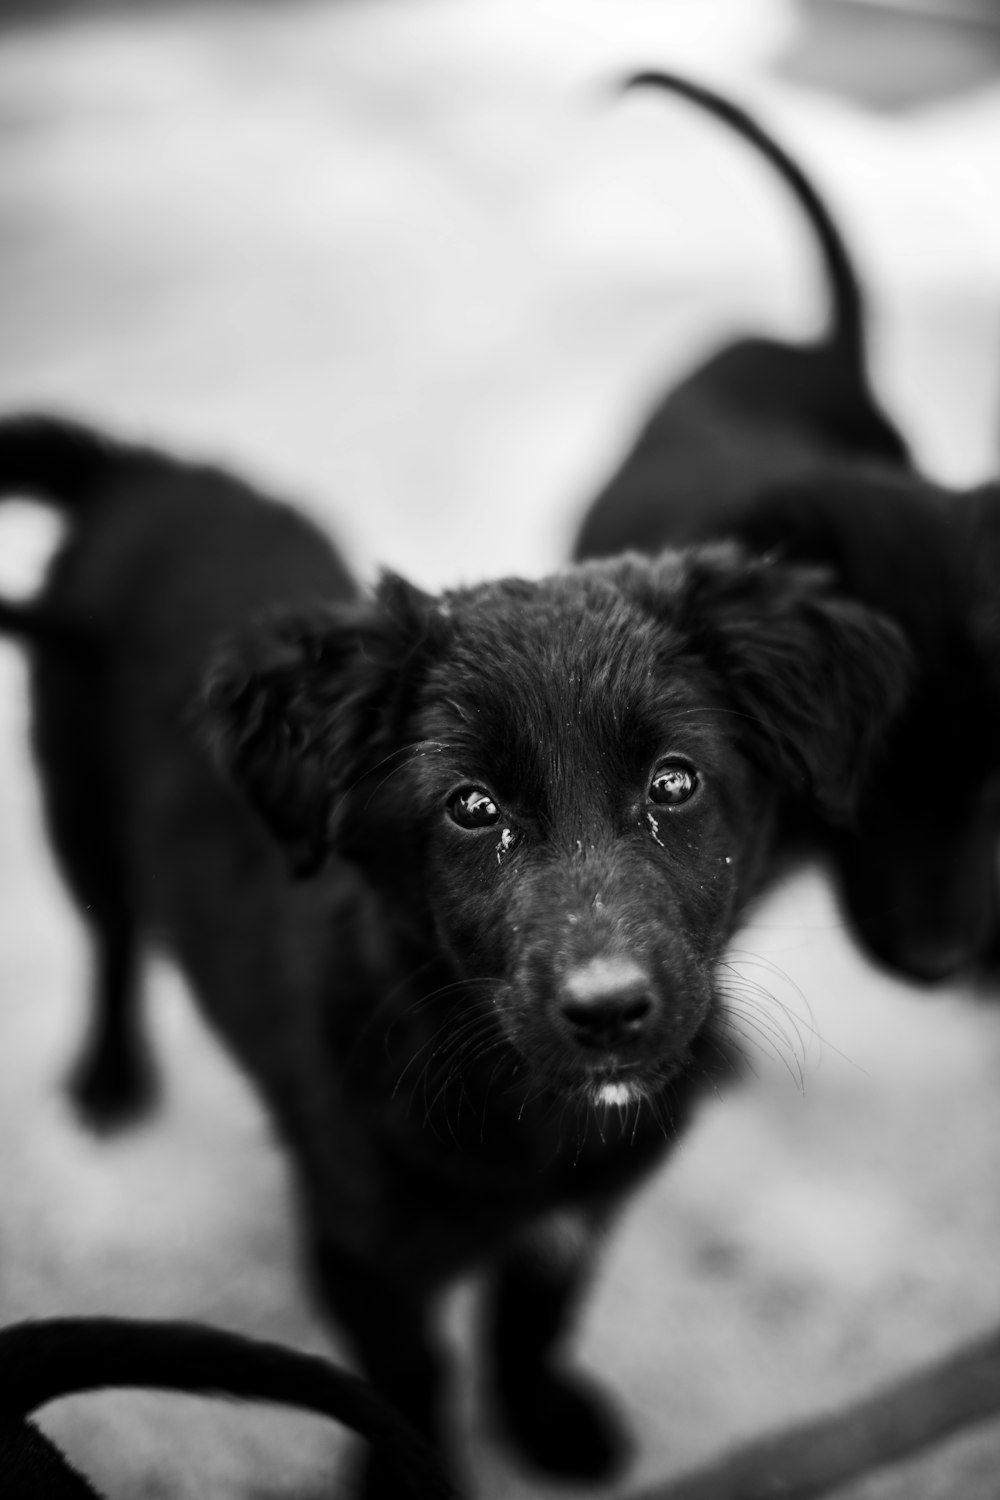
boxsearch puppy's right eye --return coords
[447,786,502,829]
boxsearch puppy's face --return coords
[204,547,910,1111]
[395,577,759,1107]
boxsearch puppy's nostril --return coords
[561,991,653,1046]
[618,992,653,1026]
[559,957,655,1047]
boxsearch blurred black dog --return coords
[9,1314,999,1500]
[0,1316,454,1499]
[575,72,1000,982]
[0,414,909,1495]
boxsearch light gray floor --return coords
[1,2,1000,1496]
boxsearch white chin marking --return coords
[594,1079,635,1108]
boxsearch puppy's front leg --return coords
[312,1243,451,1499]
[486,1209,630,1481]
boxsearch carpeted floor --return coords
[1,2,999,1496]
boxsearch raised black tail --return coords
[625,71,866,370]
[0,1317,458,1498]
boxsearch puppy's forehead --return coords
[430,572,670,697]
[414,570,721,790]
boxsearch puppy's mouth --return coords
[585,1064,648,1111]
[592,1076,641,1108]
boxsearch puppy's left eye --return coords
[447,786,502,829]
[649,761,698,807]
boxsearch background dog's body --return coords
[574,72,912,568]
[0,414,909,1494]
[575,73,1000,983]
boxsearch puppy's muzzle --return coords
[558,956,656,1052]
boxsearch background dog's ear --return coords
[669,545,914,822]
[200,573,441,874]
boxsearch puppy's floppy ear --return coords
[200,573,441,875]
[665,544,913,821]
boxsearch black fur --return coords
[0,1317,455,1499]
[0,413,910,1495]
[575,71,1000,982]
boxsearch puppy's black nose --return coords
[559,956,654,1050]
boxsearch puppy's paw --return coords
[498,1363,631,1481]
[68,1043,158,1133]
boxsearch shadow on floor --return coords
[779,0,1000,111]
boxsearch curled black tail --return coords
[625,71,866,369]
[0,414,119,511]
[0,1317,458,1499]
[0,414,132,645]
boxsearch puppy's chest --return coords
[359,1105,669,1273]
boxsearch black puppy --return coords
[0,414,909,1495]
[575,72,1000,982]
[0,1316,455,1499]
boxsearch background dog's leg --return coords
[486,1208,630,1481]
[311,1243,451,1500]
[32,655,154,1129]
[68,905,148,1129]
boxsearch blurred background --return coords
[1,0,1000,1495]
